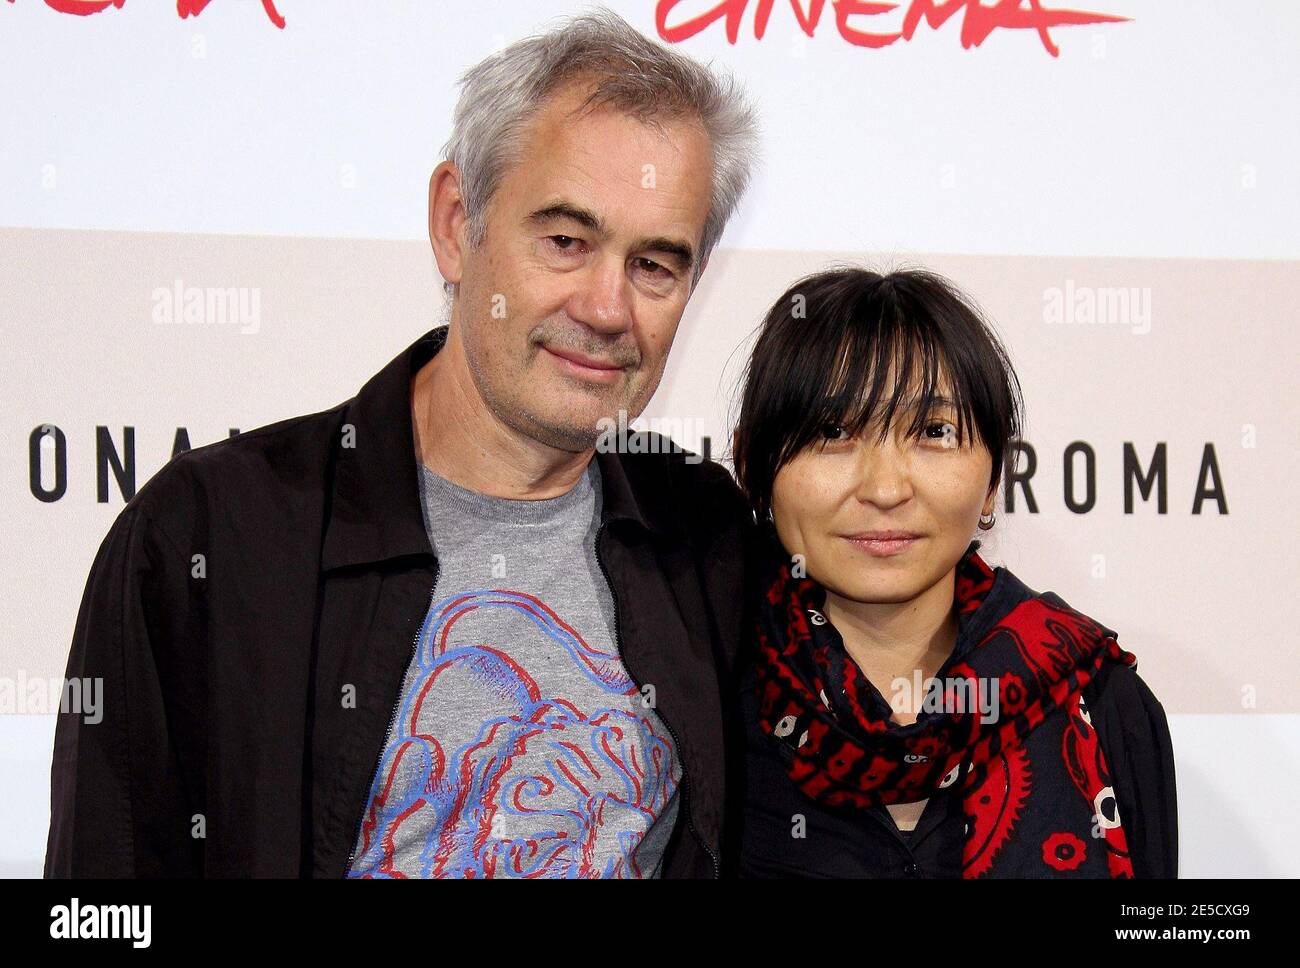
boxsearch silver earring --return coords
[978,510,996,530]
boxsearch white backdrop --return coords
[1,0,1297,877]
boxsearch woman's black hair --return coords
[732,266,1024,522]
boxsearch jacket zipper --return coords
[344,562,440,877]
[595,524,720,879]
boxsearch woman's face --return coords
[770,380,997,606]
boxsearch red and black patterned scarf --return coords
[755,540,1139,877]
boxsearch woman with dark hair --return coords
[731,266,1177,878]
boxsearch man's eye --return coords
[820,424,849,441]
[547,235,581,252]
[633,257,671,278]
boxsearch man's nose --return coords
[566,255,633,335]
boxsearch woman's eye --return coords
[923,421,959,446]
[820,424,849,441]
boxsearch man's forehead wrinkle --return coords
[531,156,701,249]
[541,123,649,192]
[560,126,692,185]
[508,90,711,260]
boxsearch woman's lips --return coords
[842,534,922,557]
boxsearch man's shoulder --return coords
[126,399,350,545]
[618,430,752,516]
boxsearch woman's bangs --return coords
[791,324,973,452]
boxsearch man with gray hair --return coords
[46,8,759,879]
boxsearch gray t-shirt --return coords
[346,458,682,878]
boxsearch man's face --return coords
[451,83,714,452]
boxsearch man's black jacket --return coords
[44,325,753,878]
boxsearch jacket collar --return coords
[321,325,678,572]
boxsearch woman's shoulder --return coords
[1083,660,1179,878]
[986,562,1180,877]
[982,561,1164,733]
[1085,660,1168,730]
[1082,659,1175,806]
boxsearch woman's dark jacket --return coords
[733,553,1179,879]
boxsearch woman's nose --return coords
[852,440,915,508]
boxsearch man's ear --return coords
[428,160,468,287]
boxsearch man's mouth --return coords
[541,344,627,384]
